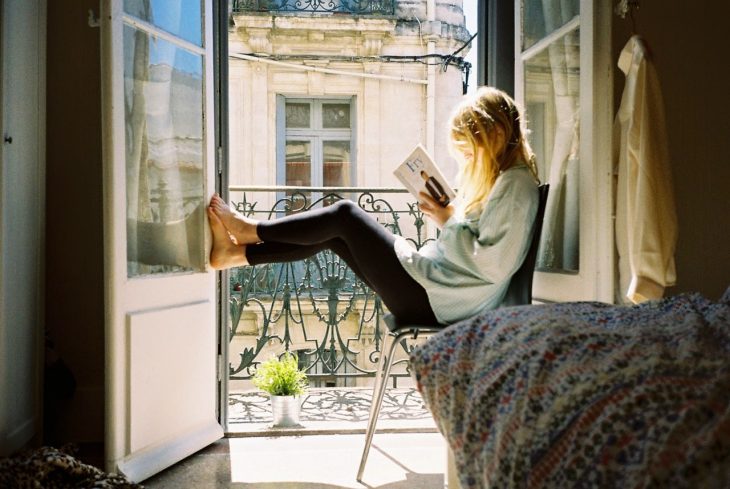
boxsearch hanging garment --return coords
[614,35,678,304]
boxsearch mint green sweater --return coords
[394,165,538,324]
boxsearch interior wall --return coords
[0,0,46,456]
[45,0,104,445]
[612,2,730,300]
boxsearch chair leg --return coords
[356,331,402,482]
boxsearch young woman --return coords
[208,86,539,328]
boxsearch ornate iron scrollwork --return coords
[228,187,430,386]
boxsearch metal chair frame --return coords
[356,184,549,482]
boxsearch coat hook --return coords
[88,9,100,28]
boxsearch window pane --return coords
[123,25,205,277]
[323,141,351,187]
[522,0,579,51]
[524,29,580,272]
[285,103,310,128]
[124,0,203,47]
[285,141,312,186]
[285,141,311,211]
[322,103,350,129]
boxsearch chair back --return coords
[501,184,549,307]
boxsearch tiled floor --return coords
[228,387,437,434]
[145,433,448,489]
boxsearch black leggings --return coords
[245,200,440,327]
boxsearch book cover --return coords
[394,144,456,207]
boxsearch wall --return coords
[0,0,46,456]
[613,2,730,300]
[45,0,105,446]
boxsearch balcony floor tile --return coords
[228,387,437,434]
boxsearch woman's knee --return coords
[332,199,364,220]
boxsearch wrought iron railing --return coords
[227,186,433,387]
[231,0,395,15]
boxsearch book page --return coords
[393,144,456,206]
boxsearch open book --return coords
[394,144,456,207]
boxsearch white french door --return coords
[515,0,614,302]
[101,0,222,481]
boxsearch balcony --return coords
[231,0,396,15]
[227,186,437,431]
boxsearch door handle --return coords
[3,134,11,144]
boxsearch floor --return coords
[145,433,449,489]
[145,388,449,488]
[228,387,437,434]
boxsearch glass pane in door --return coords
[123,25,205,277]
[322,103,350,129]
[322,141,351,206]
[285,140,312,212]
[522,0,579,50]
[285,103,311,129]
[124,0,203,46]
[524,29,580,272]
[322,141,351,186]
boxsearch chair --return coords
[356,184,549,482]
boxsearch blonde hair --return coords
[448,86,538,216]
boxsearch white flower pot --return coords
[270,395,302,427]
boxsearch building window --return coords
[277,97,355,208]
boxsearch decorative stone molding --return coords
[247,27,272,53]
[362,34,384,56]
[231,14,396,57]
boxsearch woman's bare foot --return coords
[210,194,261,245]
[208,207,248,269]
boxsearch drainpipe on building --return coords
[426,0,436,156]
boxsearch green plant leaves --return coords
[252,353,308,396]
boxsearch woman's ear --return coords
[494,128,506,150]
[475,145,486,165]
[486,128,507,158]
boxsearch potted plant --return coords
[252,353,308,427]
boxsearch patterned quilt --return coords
[411,290,730,488]
[0,445,142,489]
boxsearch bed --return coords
[410,289,730,488]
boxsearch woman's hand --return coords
[418,192,455,229]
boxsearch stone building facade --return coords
[226,0,472,393]
[228,0,472,191]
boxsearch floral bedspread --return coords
[0,445,142,489]
[411,290,730,488]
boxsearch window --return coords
[520,0,581,273]
[514,0,614,302]
[277,97,355,208]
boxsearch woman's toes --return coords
[208,209,246,269]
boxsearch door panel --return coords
[101,0,222,481]
[127,301,214,452]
